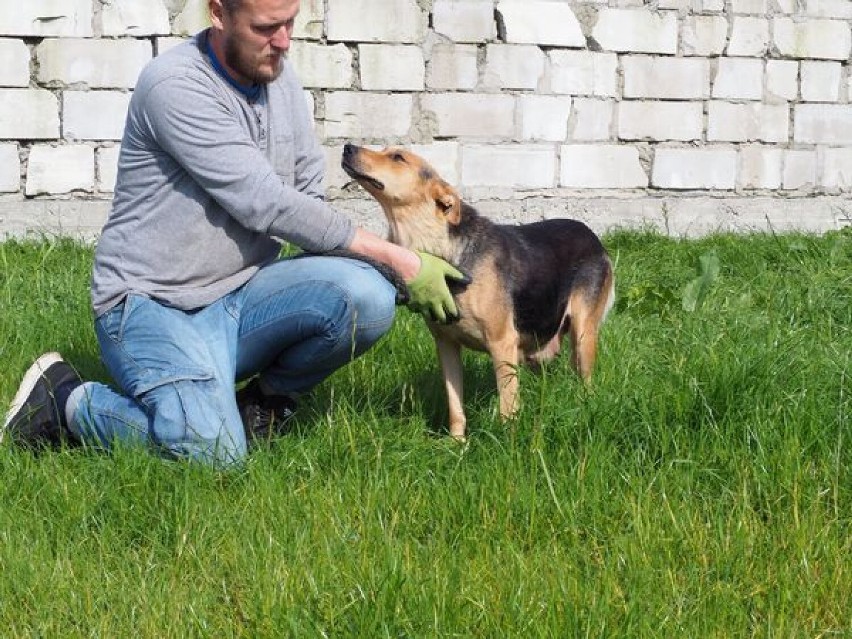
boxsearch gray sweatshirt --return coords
[91,31,355,316]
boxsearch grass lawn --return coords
[0,230,850,637]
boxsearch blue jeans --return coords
[70,256,397,466]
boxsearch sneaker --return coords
[236,379,297,442]
[2,352,82,448]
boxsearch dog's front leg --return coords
[488,335,521,421]
[432,333,466,439]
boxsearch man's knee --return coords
[341,260,397,331]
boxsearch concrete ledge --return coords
[0,197,848,243]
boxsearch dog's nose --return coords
[343,143,356,158]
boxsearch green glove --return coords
[406,251,468,323]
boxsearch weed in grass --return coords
[0,232,850,637]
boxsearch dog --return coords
[341,144,615,439]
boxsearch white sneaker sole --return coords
[1,352,64,443]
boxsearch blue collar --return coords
[206,34,262,103]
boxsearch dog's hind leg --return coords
[568,266,615,382]
[432,333,467,439]
[485,327,521,422]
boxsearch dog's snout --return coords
[343,143,357,159]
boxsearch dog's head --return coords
[341,144,462,227]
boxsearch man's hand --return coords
[406,251,468,323]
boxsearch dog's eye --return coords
[391,152,406,163]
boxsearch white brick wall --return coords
[1,0,852,237]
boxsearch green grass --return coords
[1,230,850,637]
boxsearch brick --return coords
[713,58,763,100]
[520,96,572,142]
[427,44,478,91]
[739,145,783,189]
[560,145,648,189]
[289,42,352,89]
[323,92,412,139]
[63,91,132,141]
[294,0,324,40]
[0,40,29,87]
[101,0,170,37]
[782,150,817,190]
[549,51,618,97]
[592,9,678,55]
[97,145,121,193]
[727,17,769,56]
[171,0,210,36]
[409,141,460,185]
[0,89,59,139]
[773,18,852,60]
[822,148,852,190]
[623,56,709,99]
[421,94,515,139]
[0,144,19,192]
[462,145,556,189]
[731,0,767,12]
[495,1,585,47]
[36,39,152,89]
[432,0,494,43]
[652,148,737,189]
[708,102,789,143]
[569,98,614,141]
[327,0,423,43]
[0,0,93,37]
[681,16,728,56]
[25,145,95,195]
[483,45,545,90]
[618,101,703,141]
[800,61,841,102]
[359,45,424,91]
[704,0,725,10]
[794,104,852,144]
[776,0,797,11]
[804,0,852,19]
[766,60,799,101]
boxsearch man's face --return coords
[211,0,299,85]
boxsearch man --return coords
[2,0,464,466]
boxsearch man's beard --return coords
[223,35,283,85]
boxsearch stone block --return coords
[495,1,585,47]
[101,0,171,37]
[727,17,769,56]
[713,57,764,100]
[432,0,495,43]
[36,39,152,89]
[327,0,423,43]
[63,91,132,141]
[0,89,59,140]
[519,96,572,142]
[294,0,324,40]
[569,98,614,141]
[171,0,210,36]
[822,148,852,190]
[623,56,710,99]
[289,42,352,89]
[97,145,121,193]
[618,101,703,141]
[421,94,515,139]
[0,40,30,87]
[739,145,783,189]
[462,145,556,189]
[549,51,618,97]
[708,102,789,143]
[483,45,545,90]
[25,144,95,195]
[682,16,728,56]
[359,45,424,91]
[783,150,817,190]
[592,9,678,55]
[766,60,799,101]
[427,44,479,91]
[773,17,852,60]
[0,0,93,37]
[731,0,768,12]
[652,148,738,189]
[803,0,852,19]
[560,144,648,189]
[800,61,841,102]
[323,92,413,139]
[0,144,19,192]
[794,104,852,144]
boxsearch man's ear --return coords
[431,180,461,225]
[209,0,225,30]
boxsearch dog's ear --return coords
[431,180,462,225]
